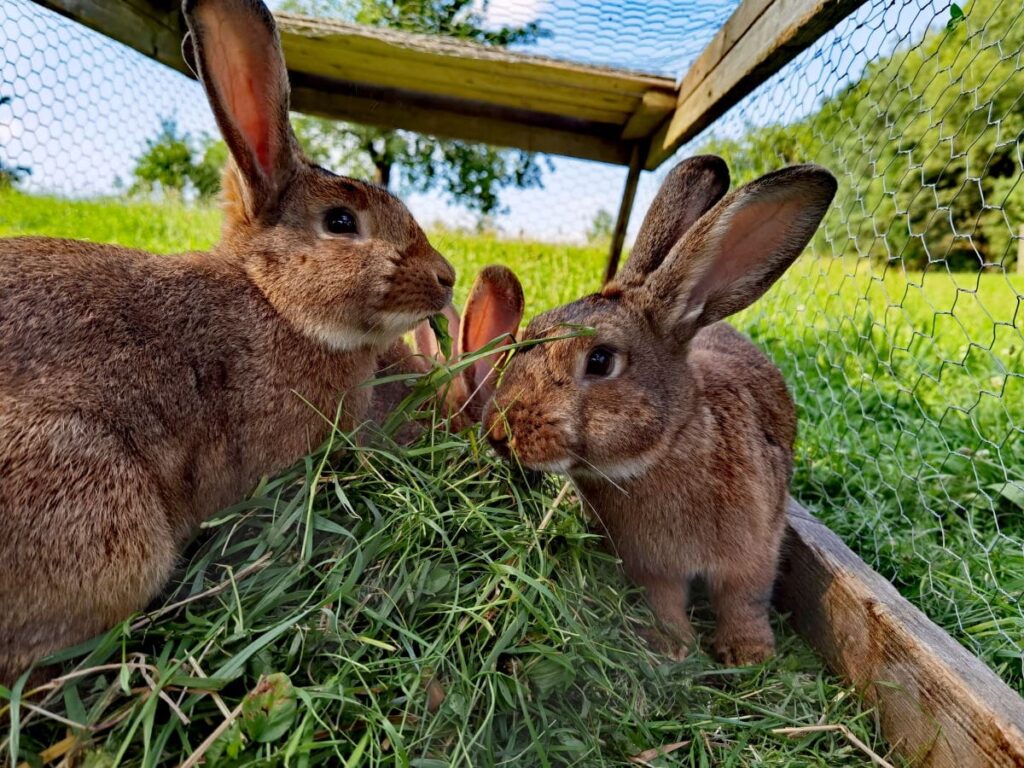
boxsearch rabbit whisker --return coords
[567,476,622,561]
[566,449,629,497]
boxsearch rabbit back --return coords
[0,237,378,682]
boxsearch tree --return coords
[130,118,224,202]
[279,0,551,215]
[0,95,30,188]
[587,209,614,245]
[699,0,1023,271]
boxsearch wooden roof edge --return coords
[644,0,868,169]
[275,12,674,87]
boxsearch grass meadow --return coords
[2,187,1021,765]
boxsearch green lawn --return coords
[10,187,1022,764]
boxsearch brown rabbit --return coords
[0,0,454,684]
[369,265,524,440]
[485,156,836,664]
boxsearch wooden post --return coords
[604,142,645,284]
[1017,224,1023,274]
[777,500,1024,766]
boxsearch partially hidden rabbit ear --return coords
[617,155,731,283]
[644,164,837,333]
[413,304,460,362]
[182,0,298,216]
[460,265,524,401]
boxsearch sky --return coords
[0,0,950,243]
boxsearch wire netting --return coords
[682,0,1024,692]
[1,0,1021,701]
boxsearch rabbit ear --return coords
[183,0,298,216]
[617,155,730,283]
[459,265,524,404]
[413,304,461,362]
[642,164,836,333]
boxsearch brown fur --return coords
[368,265,524,439]
[0,0,454,684]
[486,157,836,664]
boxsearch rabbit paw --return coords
[713,635,775,666]
[638,626,694,662]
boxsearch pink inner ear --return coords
[691,196,807,308]
[239,77,272,174]
[201,7,280,179]
[462,293,522,398]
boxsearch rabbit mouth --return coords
[525,457,574,474]
[376,310,436,336]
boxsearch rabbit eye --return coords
[585,346,616,377]
[324,207,358,236]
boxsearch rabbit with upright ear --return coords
[485,156,836,664]
[0,0,455,684]
[370,265,524,439]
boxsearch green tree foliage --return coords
[587,208,615,244]
[130,118,224,202]
[702,0,1023,270]
[0,95,30,188]
[279,0,550,214]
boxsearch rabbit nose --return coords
[434,258,456,289]
[487,417,511,458]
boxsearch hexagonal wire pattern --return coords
[1,0,1021,693]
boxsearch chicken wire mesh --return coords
[1,0,1021,700]
[676,0,1024,692]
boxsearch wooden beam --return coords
[290,76,632,165]
[30,0,674,165]
[1017,224,1023,275]
[645,0,867,169]
[777,500,1024,767]
[33,0,187,75]
[621,90,677,141]
[603,143,644,283]
[277,16,674,125]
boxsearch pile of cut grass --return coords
[2,406,889,766]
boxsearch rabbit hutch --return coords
[1,0,1023,764]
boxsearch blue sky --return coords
[0,0,949,242]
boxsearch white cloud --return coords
[474,0,547,29]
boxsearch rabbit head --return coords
[183,0,455,349]
[372,265,524,434]
[485,156,837,479]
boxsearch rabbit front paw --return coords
[638,625,695,662]
[712,633,775,666]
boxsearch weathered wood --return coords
[621,90,677,141]
[645,0,867,168]
[778,500,1024,767]
[604,143,645,284]
[30,0,673,165]
[1017,224,1023,274]
[34,0,187,74]
[290,77,631,165]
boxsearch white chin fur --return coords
[304,311,428,352]
[529,458,574,474]
[378,310,431,336]
[303,322,369,351]
[569,452,657,482]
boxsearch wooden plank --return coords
[777,500,1024,767]
[645,0,867,169]
[1017,225,1023,275]
[30,0,671,163]
[277,13,671,97]
[603,143,644,283]
[281,37,637,124]
[290,76,631,165]
[621,90,677,141]
[33,0,187,74]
